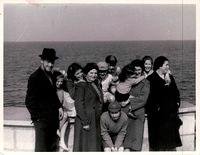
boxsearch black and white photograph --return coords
[2,0,197,152]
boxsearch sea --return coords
[4,40,195,107]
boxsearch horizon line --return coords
[4,39,196,43]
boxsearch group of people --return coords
[25,48,182,152]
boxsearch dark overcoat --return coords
[25,67,62,124]
[73,81,104,152]
[122,79,150,151]
[146,72,182,150]
[25,67,62,151]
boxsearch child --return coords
[56,74,76,151]
[100,101,128,152]
[115,64,146,119]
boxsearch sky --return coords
[4,4,196,42]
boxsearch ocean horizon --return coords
[4,40,195,107]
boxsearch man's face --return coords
[109,111,121,121]
[41,59,55,72]
[99,69,108,80]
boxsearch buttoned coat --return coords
[73,81,104,151]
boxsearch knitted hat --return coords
[83,63,99,75]
[108,102,121,113]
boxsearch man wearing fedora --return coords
[25,48,63,152]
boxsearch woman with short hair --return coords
[146,56,182,151]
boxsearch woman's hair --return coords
[83,62,99,75]
[67,62,83,81]
[118,64,135,82]
[153,56,169,71]
[142,56,153,65]
[130,59,144,71]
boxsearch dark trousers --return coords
[34,120,59,152]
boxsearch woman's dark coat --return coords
[73,81,104,151]
[146,72,182,150]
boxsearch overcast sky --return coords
[4,4,195,42]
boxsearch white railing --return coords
[4,106,196,152]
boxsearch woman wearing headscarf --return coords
[146,56,182,151]
[73,63,104,151]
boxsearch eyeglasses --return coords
[99,70,108,73]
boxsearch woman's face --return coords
[160,61,169,74]
[144,59,152,73]
[56,78,64,89]
[86,69,98,82]
[134,66,142,78]
[74,69,83,81]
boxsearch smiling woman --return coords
[73,62,104,151]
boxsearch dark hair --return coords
[118,64,135,82]
[142,56,153,65]
[153,56,169,71]
[83,62,99,75]
[130,59,144,71]
[67,63,83,81]
[105,55,117,66]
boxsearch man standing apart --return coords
[25,48,63,152]
[100,101,128,152]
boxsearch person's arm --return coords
[129,75,145,86]
[130,80,150,111]
[114,114,128,148]
[100,114,114,148]
[74,82,90,126]
[25,76,40,121]
[66,79,76,98]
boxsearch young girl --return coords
[56,74,76,151]
[142,56,154,77]
[115,64,146,119]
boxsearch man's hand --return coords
[59,107,64,120]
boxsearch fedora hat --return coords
[39,48,59,61]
